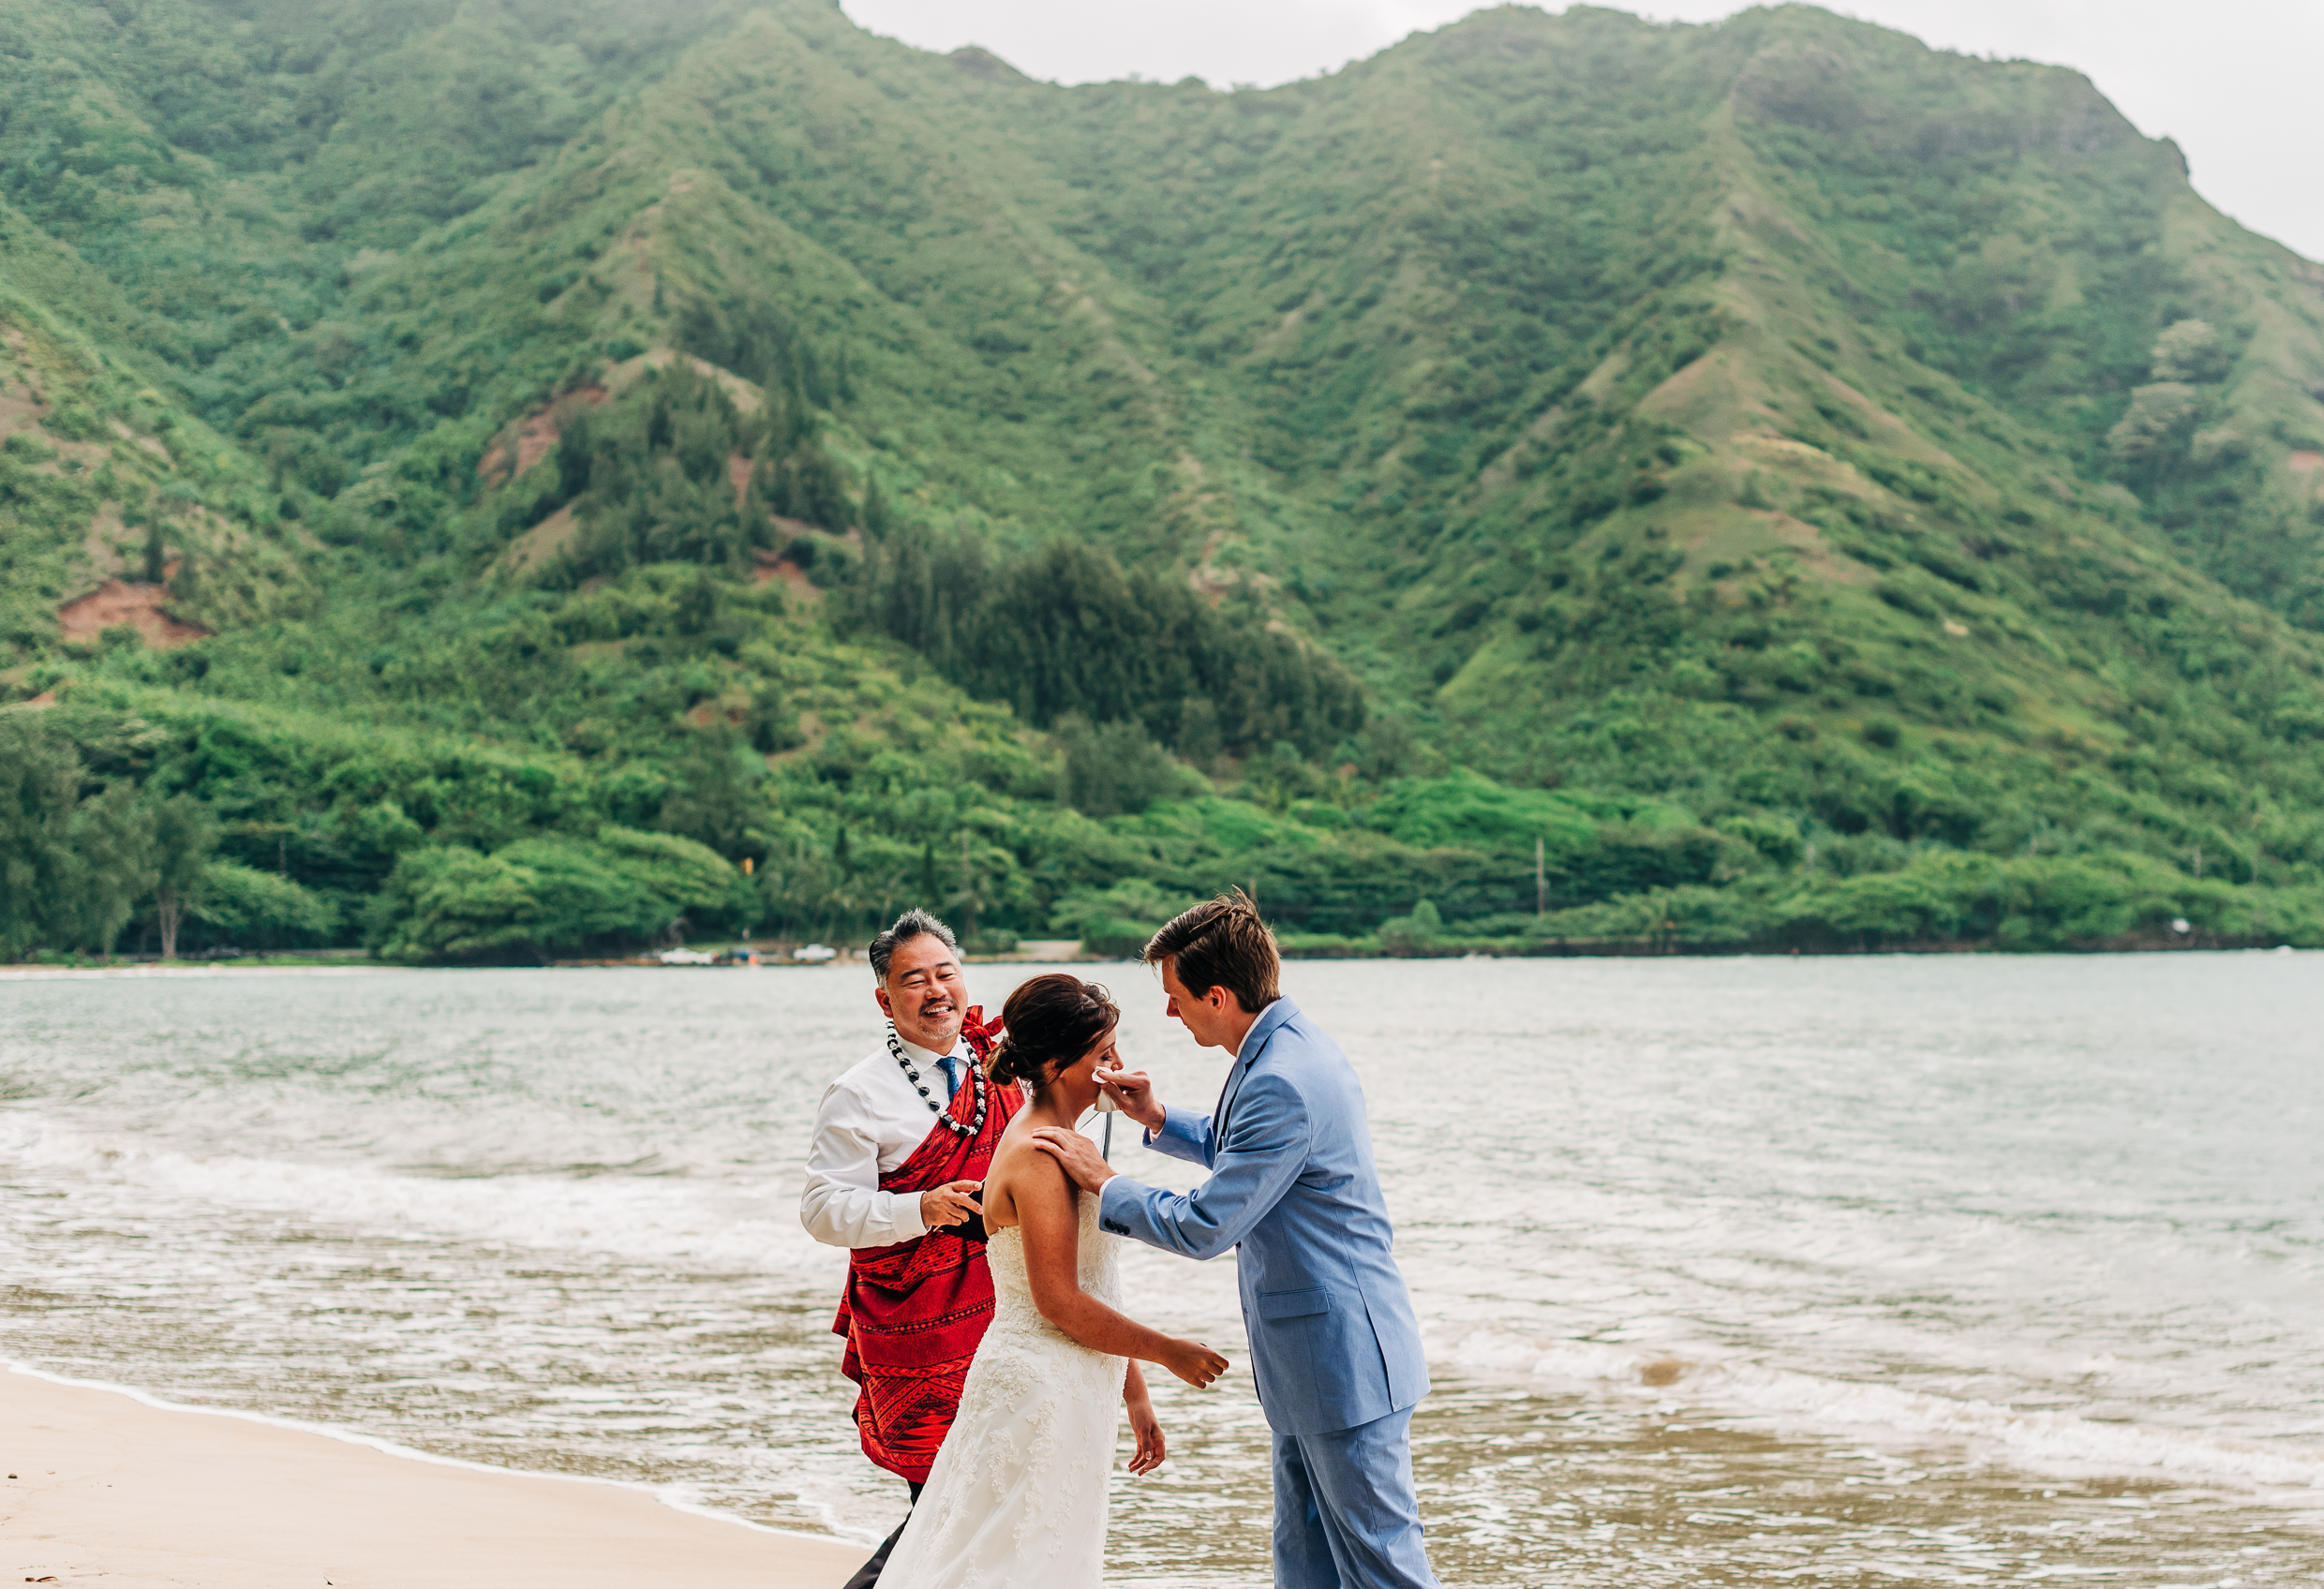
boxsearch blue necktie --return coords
[937,1054,959,1101]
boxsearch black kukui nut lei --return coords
[886,1020,985,1137]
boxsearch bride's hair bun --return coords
[987,974,1119,1089]
[984,1032,1031,1088]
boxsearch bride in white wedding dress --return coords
[880,975,1229,1589]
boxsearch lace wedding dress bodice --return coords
[984,1187,1127,1353]
[880,1191,1129,1588]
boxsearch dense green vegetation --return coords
[854,531,1366,761]
[6,0,2324,961]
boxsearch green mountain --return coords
[7,0,2324,960]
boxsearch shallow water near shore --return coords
[5,955,2322,1584]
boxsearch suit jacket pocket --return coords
[1257,1286,1331,1320]
[1251,1285,1393,1432]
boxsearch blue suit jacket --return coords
[1097,998,1430,1435]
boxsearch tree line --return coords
[850,528,1366,765]
[0,713,333,958]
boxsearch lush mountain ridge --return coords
[6,0,2324,959]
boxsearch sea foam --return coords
[1,1110,844,1282]
[24,1101,2320,1498]
[1436,1322,2324,1492]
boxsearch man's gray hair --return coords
[869,909,960,983]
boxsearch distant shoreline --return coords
[2,943,2303,975]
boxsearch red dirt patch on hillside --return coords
[499,502,582,577]
[480,387,607,484]
[752,549,818,595]
[750,519,857,595]
[58,579,209,648]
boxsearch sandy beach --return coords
[2,1369,863,1589]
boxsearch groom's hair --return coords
[869,908,959,983]
[1142,890,1279,1013]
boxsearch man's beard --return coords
[896,1000,963,1050]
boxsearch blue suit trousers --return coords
[1272,1406,1438,1589]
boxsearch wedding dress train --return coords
[880,1191,1127,1587]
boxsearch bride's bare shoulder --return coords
[993,1126,1071,1191]
[984,1121,1072,1230]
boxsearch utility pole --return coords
[2193,845,2202,880]
[1535,835,1547,917]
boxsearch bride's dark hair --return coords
[986,974,1119,1089]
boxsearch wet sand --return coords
[2,1369,863,1589]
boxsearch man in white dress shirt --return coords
[804,909,1016,1589]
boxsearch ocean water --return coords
[3,954,2321,1585]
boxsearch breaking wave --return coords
[1437,1323,2324,1492]
[0,1111,842,1282]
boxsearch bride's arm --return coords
[1012,1147,1227,1389]
[1123,1363,1163,1475]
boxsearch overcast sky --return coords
[841,1,2324,262]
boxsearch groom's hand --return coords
[1095,1068,1165,1132]
[918,1180,982,1228]
[1029,1127,1115,1194]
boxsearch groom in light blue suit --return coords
[1033,892,1438,1589]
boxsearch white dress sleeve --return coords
[799,1078,931,1249]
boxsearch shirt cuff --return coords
[1097,1173,1131,1224]
[889,1188,928,1241]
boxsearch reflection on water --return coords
[3,956,2321,1584]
